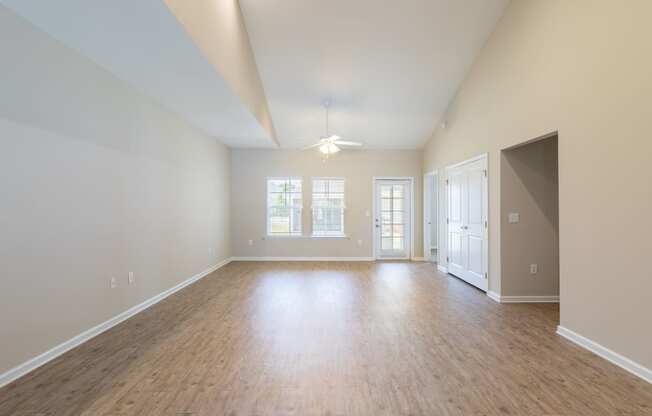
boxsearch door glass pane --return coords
[377,181,409,257]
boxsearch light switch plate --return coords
[508,212,520,224]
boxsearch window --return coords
[312,178,345,236]
[267,177,302,236]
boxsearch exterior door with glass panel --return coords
[375,180,411,259]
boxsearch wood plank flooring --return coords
[1,261,651,415]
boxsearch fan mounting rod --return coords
[322,99,332,139]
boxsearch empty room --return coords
[1,1,651,415]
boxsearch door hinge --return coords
[446,218,449,224]
[446,256,449,263]
[484,272,488,279]
[484,169,487,177]
[445,179,449,185]
[484,220,488,229]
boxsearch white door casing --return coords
[446,155,488,291]
[423,171,438,262]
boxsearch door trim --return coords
[372,177,415,260]
[444,154,489,290]
[423,170,439,263]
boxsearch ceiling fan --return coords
[303,100,363,156]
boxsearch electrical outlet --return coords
[248,239,254,246]
[109,277,117,289]
[530,264,538,274]
[128,272,135,284]
[508,212,520,224]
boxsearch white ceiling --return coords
[240,0,509,149]
[1,0,276,148]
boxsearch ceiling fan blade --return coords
[333,140,363,147]
[302,142,323,150]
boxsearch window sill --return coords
[264,235,349,240]
[264,235,306,239]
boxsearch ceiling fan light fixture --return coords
[319,143,340,155]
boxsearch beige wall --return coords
[0,8,231,375]
[164,0,277,146]
[501,136,558,297]
[423,0,652,369]
[231,150,423,258]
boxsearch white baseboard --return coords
[486,293,558,303]
[231,256,374,262]
[487,291,502,303]
[411,257,426,262]
[557,326,651,384]
[498,295,559,303]
[0,258,232,389]
[437,264,448,273]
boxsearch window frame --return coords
[311,177,346,238]
[266,176,303,238]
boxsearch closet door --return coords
[446,156,488,291]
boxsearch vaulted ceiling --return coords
[1,0,277,148]
[239,0,509,149]
[3,0,508,150]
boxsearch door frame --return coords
[423,170,439,263]
[444,153,489,290]
[372,177,415,260]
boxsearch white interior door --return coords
[375,179,411,259]
[446,156,488,291]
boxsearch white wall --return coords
[424,0,652,370]
[231,149,423,259]
[0,7,231,375]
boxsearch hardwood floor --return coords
[1,261,651,415]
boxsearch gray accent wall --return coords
[501,136,559,297]
[0,7,231,375]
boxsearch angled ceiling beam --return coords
[164,0,278,147]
